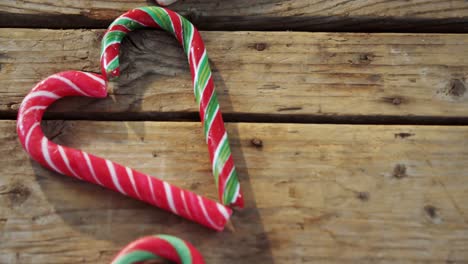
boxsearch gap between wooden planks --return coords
[0,0,467,32]
[0,29,467,124]
[1,120,468,263]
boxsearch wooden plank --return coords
[0,1,467,32]
[1,120,468,263]
[1,29,468,122]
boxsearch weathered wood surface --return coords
[1,120,468,263]
[1,29,467,121]
[0,1,467,32]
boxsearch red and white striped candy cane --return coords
[111,234,204,264]
[17,71,231,231]
[100,6,244,208]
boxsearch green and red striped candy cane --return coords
[100,6,244,208]
[111,234,204,264]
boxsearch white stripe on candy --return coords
[164,181,178,214]
[24,123,40,153]
[126,167,141,199]
[81,72,106,86]
[50,75,90,96]
[198,196,219,230]
[83,151,103,185]
[41,137,64,174]
[58,145,80,179]
[106,160,127,195]
[212,132,227,174]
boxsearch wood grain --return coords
[0,1,467,32]
[1,120,468,263]
[1,29,467,122]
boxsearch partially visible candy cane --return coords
[156,0,178,6]
[17,71,232,231]
[100,6,244,208]
[111,234,204,264]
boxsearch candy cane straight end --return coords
[111,234,205,264]
[102,65,120,81]
[232,194,244,209]
[224,220,236,233]
[106,81,117,95]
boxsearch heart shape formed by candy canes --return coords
[17,5,242,232]
[16,5,239,262]
[17,71,231,231]
[111,234,204,264]
[100,6,244,208]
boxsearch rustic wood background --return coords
[1,1,468,32]
[1,1,467,263]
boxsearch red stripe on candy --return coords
[108,24,131,33]
[217,156,235,200]
[165,8,184,46]
[129,9,161,28]
[206,112,226,162]
[199,77,215,119]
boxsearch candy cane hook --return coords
[111,234,204,264]
[16,71,232,231]
[101,6,244,208]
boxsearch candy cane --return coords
[156,0,178,6]
[16,71,232,231]
[100,6,244,208]
[111,234,204,264]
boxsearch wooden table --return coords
[1,1,468,263]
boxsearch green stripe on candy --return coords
[223,169,239,204]
[114,17,146,31]
[137,7,174,34]
[197,71,211,104]
[181,18,194,54]
[101,31,127,54]
[213,136,230,186]
[194,54,211,103]
[203,95,219,139]
[106,56,120,72]
[112,250,159,264]
[156,234,193,264]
